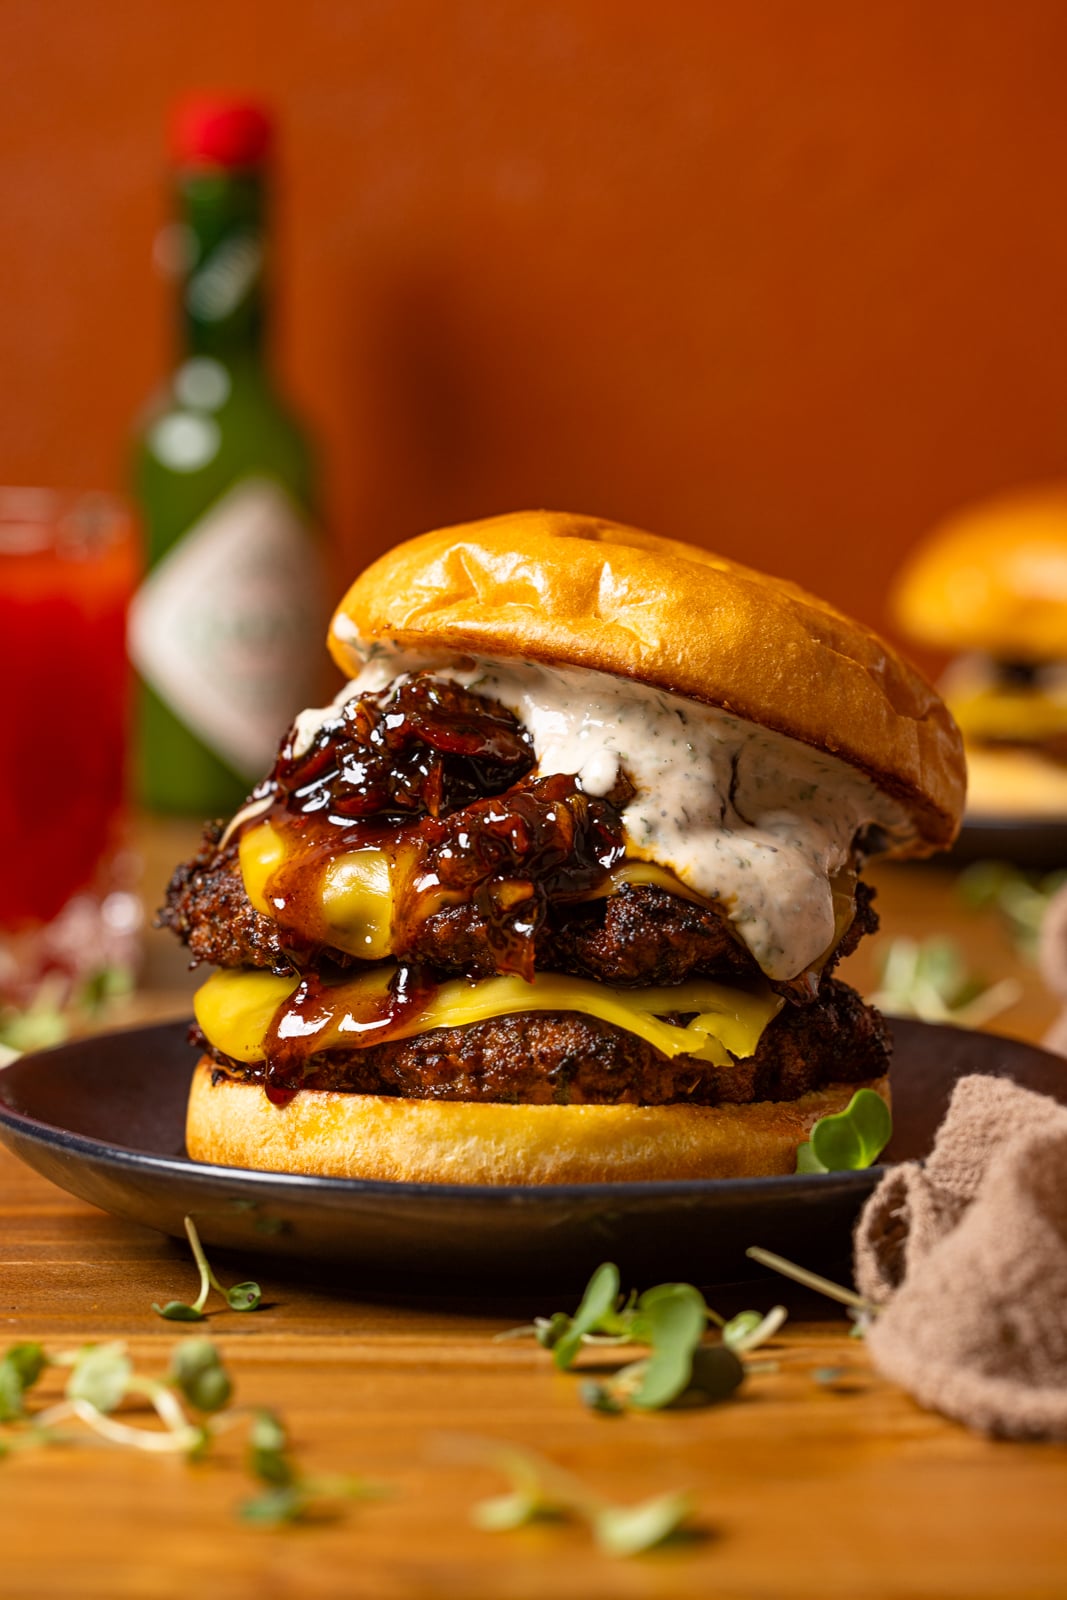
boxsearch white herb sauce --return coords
[291,650,914,980]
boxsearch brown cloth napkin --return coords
[853,1073,1067,1439]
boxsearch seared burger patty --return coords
[202,978,889,1107]
[162,831,877,996]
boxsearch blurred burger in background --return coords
[893,485,1067,819]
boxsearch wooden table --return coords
[2,831,1067,1599]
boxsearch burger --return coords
[161,511,965,1183]
[893,484,1067,818]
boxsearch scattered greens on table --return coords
[0,965,133,1057]
[497,1261,786,1414]
[868,934,1021,1028]
[0,1337,380,1524]
[745,1247,878,1337]
[152,1215,262,1321]
[956,860,1067,961]
[795,1087,893,1174]
[470,1441,696,1557]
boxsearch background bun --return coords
[330,510,964,853]
[186,1057,890,1183]
[893,484,1067,660]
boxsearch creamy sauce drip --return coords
[289,649,913,979]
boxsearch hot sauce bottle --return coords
[130,98,323,816]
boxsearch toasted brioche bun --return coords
[329,511,964,853]
[185,1057,890,1184]
[893,484,1067,661]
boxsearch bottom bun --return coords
[185,1058,890,1184]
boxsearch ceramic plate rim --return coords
[0,1019,881,1205]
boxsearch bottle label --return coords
[129,478,325,778]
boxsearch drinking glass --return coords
[0,489,142,1044]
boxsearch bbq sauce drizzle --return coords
[248,674,630,1096]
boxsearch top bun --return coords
[330,510,965,853]
[894,484,1067,660]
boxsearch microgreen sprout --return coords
[868,935,1020,1028]
[550,1262,622,1369]
[795,1088,893,1174]
[468,1441,696,1557]
[498,1263,787,1413]
[0,963,133,1055]
[745,1246,878,1323]
[0,1338,382,1525]
[239,1407,385,1525]
[169,1338,234,1413]
[0,1343,47,1421]
[152,1215,262,1321]
[721,1304,789,1353]
[956,860,1067,961]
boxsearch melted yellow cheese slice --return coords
[195,969,301,1062]
[194,966,783,1069]
[949,685,1067,742]
[237,818,854,989]
[240,820,395,960]
[578,860,710,906]
[239,822,286,915]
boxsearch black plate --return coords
[0,1019,1063,1291]
[950,814,1067,869]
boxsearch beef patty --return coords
[161,828,877,997]
[202,977,890,1107]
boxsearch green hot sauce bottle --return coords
[130,98,324,815]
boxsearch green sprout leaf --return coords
[238,1485,308,1525]
[470,1443,695,1556]
[247,1408,294,1486]
[152,1216,262,1322]
[796,1089,892,1173]
[868,934,1021,1028]
[684,1345,745,1404]
[78,964,133,1016]
[65,1344,132,1414]
[956,860,1067,960]
[152,1301,206,1323]
[0,1338,379,1533]
[225,1282,262,1312]
[534,1312,572,1349]
[493,1265,766,1413]
[551,1262,621,1370]
[0,1343,47,1421]
[472,1453,567,1531]
[722,1305,788,1353]
[626,1284,707,1409]
[592,1490,696,1557]
[794,1140,828,1174]
[168,1340,233,1414]
[241,1472,384,1526]
[579,1379,625,1415]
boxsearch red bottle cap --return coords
[171,97,274,170]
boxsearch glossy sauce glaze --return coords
[239,675,631,983]
[260,963,436,1101]
[284,650,913,979]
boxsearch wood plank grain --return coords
[2,832,1066,1596]
[1,1144,1066,1599]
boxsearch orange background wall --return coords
[5,1,1067,648]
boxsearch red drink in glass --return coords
[0,491,141,1007]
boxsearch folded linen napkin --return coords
[853,1073,1067,1439]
